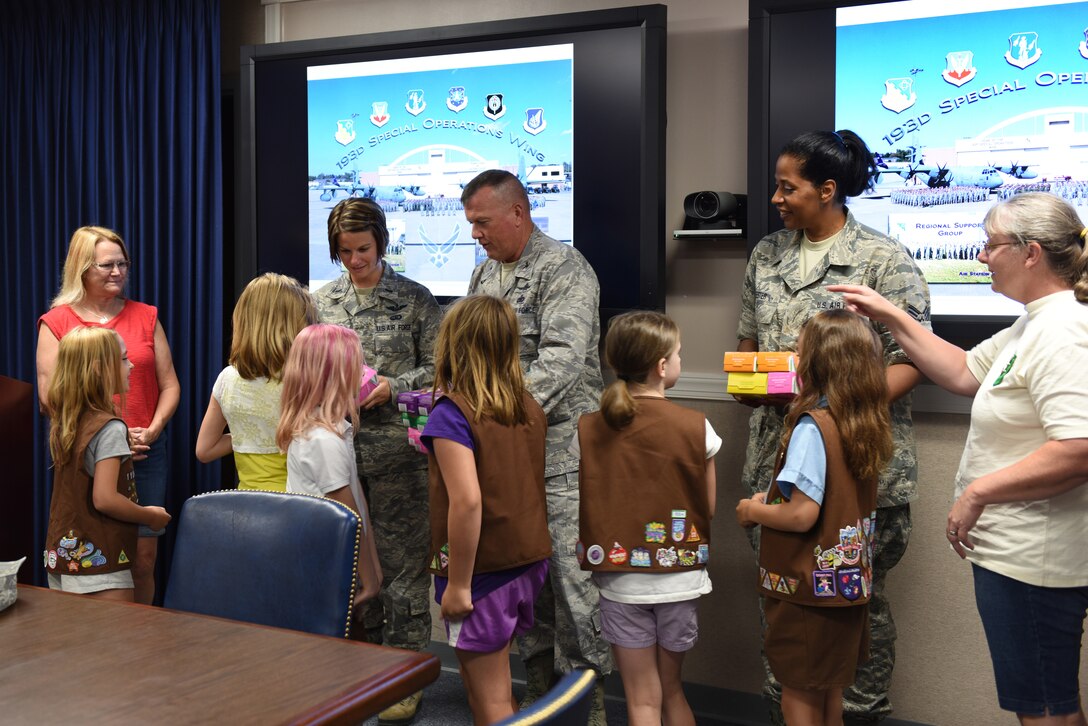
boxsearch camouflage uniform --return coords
[313,263,441,653]
[737,211,930,720]
[469,225,614,676]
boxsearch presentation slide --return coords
[837,0,1088,316]
[307,45,574,296]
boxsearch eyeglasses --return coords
[981,241,1018,254]
[92,261,130,272]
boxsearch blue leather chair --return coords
[495,670,597,726]
[164,490,361,638]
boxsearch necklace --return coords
[77,303,113,324]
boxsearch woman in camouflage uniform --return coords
[736,130,930,725]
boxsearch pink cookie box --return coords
[357,365,378,405]
[766,371,798,396]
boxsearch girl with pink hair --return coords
[276,323,383,614]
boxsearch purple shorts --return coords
[444,560,549,653]
[598,596,699,652]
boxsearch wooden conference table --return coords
[0,586,440,724]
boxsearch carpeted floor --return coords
[362,666,633,725]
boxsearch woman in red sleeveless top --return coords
[37,226,180,605]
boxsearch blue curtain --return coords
[0,0,223,592]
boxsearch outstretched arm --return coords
[828,284,979,396]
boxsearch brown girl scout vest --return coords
[759,408,878,607]
[427,391,552,576]
[578,396,710,572]
[44,412,138,576]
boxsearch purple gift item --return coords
[417,389,436,416]
[396,389,420,415]
[357,365,379,405]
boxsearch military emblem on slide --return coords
[370,101,390,128]
[881,77,917,113]
[335,119,356,146]
[942,50,976,87]
[484,93,506,120]
[405,90,426,116]
[1005,32,1041,69]
[419,224,459,269]
[523,108,547,135]
[447,86,468,113]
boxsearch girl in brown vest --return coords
[577,311,721,726]
[422,295,551,725]
[736,309,892,726]
[44,327,171,600]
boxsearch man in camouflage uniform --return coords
[314,198,442,725]
[737,209,930,724]
[463,170,614,724]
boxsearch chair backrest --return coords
[494,669,597,726]
[164,490,360,638]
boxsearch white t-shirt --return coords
[591,418,723,604]
[959,290,1088,587]
[212,366,282,454]
[286,421,370,527]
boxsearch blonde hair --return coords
[781,309,892,483]
[599,311,679,430]
[433,295,527,426]
[230,273,318,381]
[48,327,128,467]
[984,192,1088,302]
[51,226,131,308]
[275,324,363,451]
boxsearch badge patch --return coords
[370,101,390,128]
[838,525,862,565]
[117,550,129,565]
[678,548,697,567]
[575,540,586,565]
[1005,32,1042,69]
[697,544,709,564]
[671,510,687,542]
[786,577,799,595]
[813,570,836,597]
[47,550,57,569]
[405,90,426,116]
[335,119,356,146]
[484,93,506,120]
[608,542,627,565]
[523,108,547,136]
[775,576,791,595]
[645,522,666,543]
[656,547,678,567]
[881,77,918,113]
[630,547,651,567]
[447,86,468,113]
[838,567,863,601]
[941,51,977,87]
[762,572,773,591]
[586,544,605,566]
[686,524,701,542]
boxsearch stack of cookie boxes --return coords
[396,388,438,453]
[723,351,799,400]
